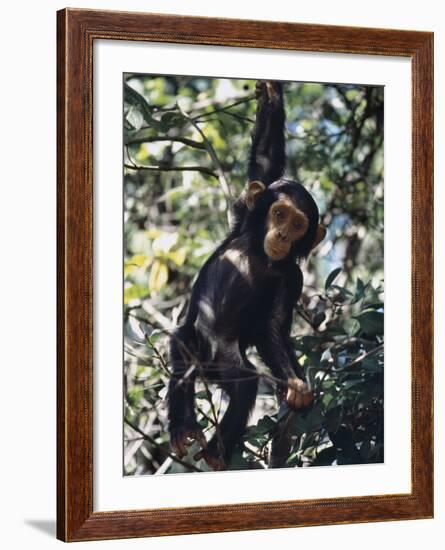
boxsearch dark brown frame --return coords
[57,8,434,542]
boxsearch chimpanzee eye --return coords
[294,221,302,230]
[275,210,283,219]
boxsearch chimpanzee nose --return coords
[278,231,288,242]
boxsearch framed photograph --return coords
[57,8,434,542]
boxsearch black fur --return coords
[167,80,321,469]
[247,80,286,184]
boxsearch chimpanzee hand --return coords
[255,80,281,103]
[170,419,207,459]
[194,446,227,472]
[285,377,314,410]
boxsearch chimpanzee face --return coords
[245,180,326,261]
[263,194,309,260]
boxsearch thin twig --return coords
[195,111,254,124]
[343,343,384,369]
[145,336,171,377]
[191,96,254,122]
[177,105,233,208]
[316,343,384,389]
[126,136,206,149]
[124,162,217,178]
[131,320,292,391]
[125,418,202,472]
[137,303,172,330]
[296,307,321,332]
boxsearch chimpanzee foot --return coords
[285,377,314,410]
[170,420,207,459]
[193,446,227,471]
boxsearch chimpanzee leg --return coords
[220,376,258,461]
[168,325,206,458]
[254,327,313,467]
[195,358,258,470]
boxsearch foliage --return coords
[123,75,384,475]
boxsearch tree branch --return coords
[125,418,202,473]
[191,95,255,122]
[126,136,206,150]
[316,343,384,390]
[124,163,217,178]
[177,105,233,210]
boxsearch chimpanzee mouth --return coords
[266,243,288,260]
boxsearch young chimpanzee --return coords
[167,81,326,470]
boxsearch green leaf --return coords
[313,311,326,328]
[360,439,372,460]
[148,260,169,293]
[356,277,366,296]
[325,267,342,290]
[363,301,384,310]
[356,311,384,335]
[342,379,365,390]
[362,357,383,373]
[330,284,353,297]
[320,348,332,363]
[304,405,324,432]
[324,405,343,433]
[124,83,156,126]
[126,106,144,131]
[228,446,253,470]
[198,417,209,429]
[312,446,337,466]
[292,405,324,435]
[248,415,276,436]
[124,283,147,304]
[159,111,187,132]
[167,247,187,266]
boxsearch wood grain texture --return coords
[57,8,434,542]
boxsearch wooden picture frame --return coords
[57,8,434,542]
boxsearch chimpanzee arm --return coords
[247,81,286,185]
[254,265,305,388]
[255,321,305,390]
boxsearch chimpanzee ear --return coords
[245,180,266,210]
[312,225,327,249]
